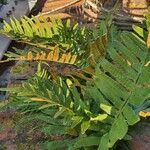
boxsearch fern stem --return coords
[17,40,53,50]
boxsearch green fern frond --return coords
[1,16,56,38]
[86,30,150,150]
[0,16,89,55]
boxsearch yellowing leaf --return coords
[47,51,53,60]
[64,52,71,63]
[127,60,132,66]
[145,61,150,66]
[39,51,46,60]
[139,111,150,118]
[35,52,41,60]
[16,56,23,60]
[66,79,73,87]
[14,47,77,65]
[27,51,33,60]
[59,54,66,63]
[30,97,50,102]
[90,114,108,122]
[100,104,112,115]
[70,55,77,64]
[52,47,59,61]
[147,28,150,48]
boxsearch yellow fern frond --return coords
[16,47,77,64]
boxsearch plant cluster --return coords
[0,11,150,150]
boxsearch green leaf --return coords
[73,23,78,31]
[66,19,71,28]
[10,18,18,33]
[71,116,83,128]
[41,139,75,150]
[3,21,12,32]
[98,134,109,150]
[123,106,140,125]
[74,136,100,148]
[41,125,67,135]
[98,21,107,36]
[133,25,144,37]
[109,114,128,147]
[54,107,66,118]
[39,104,57,110]
[81,121,90,134]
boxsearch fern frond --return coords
[16,47,77,65]
[0,47,77,66]
[1,16,54,38]
[0,16,89,55]
[86,30,150,150]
